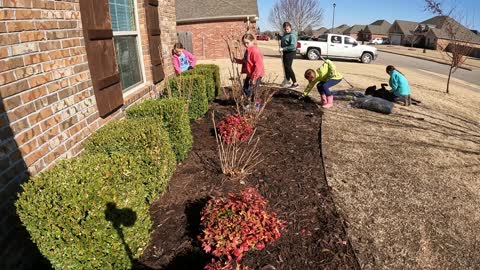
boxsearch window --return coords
[109,0,143,91]
[344,37,356,45]
[330,35,342,44]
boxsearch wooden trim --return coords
[93,73,121,91]
[148,0,159,6]
[88,29,113,40]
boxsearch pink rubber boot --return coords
[320,94,328,106]
[322,95,334,108]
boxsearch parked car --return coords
[256,35,270,41]
[296,34,378,64]
[381,38,391,45]
[369,38,384,45]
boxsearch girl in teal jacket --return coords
[280,22,299,89]
[387,65,410,97]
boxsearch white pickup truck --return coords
[296,34,378,64]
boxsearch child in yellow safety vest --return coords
[302,59,343,108]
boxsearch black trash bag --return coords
[351,95,394,114]
[331,90,365,101]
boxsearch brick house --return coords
[0,0,178,268]
[361,19,391,41]
[176,0,259,59]
[342,25,365,41]
[312,27,327,37]
[388,20,419,45]
[417,16,480,58]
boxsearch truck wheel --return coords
[307,48,321,60]
[361,52,373,64]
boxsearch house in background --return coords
[325,24,350,34]
[388,20,419,45]
[176,0,259,59]
[343,25,366,41]
[418,16,480,58]
[312,27,328,37]
[0,0,177,269]
[362,20,391,41]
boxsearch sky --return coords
[257,0,480,31]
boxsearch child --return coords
[279,22,299,88]
[172,42,196,75]
[233,33,265,103]
[302,59,343,108]
[386,65,411,104]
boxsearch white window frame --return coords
[110,0,146,93]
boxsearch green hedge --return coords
[197,64,220,96]
[84,118,176,201]
[126,98,193,161]
[16,153,153,269]
[182,68,215,101]
[169,74,208,120]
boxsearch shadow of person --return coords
[105,202,147,269]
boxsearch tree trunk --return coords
[446,64,453,94]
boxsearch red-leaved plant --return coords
[199,188,285,262]
[204,259,254,270]
[217,114,253,145]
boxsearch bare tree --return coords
[303,25,314,36]
[424,0,474,94]
[269,0,324,32]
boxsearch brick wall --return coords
[177,19,257,59]
[366,34,388,40]
[0,0,177,269]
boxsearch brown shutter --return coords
[145,0,165,83]
[79,0,124,117]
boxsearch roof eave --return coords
[177,15,259,24]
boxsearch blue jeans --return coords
[243,76,262,98]
[317,79,342,96]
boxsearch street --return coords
[375,51,480,87]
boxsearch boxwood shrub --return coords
[126,98,193,161]
[197,64,220,96]
[16,153,153,270]
[182,68,215,101]
[169,74,208,120]
[84,118,176,201]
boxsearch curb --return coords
[318,111,362,270]
[377,49,474,71]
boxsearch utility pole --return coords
[331,3,336,33]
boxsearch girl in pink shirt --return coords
[172,42,196,75]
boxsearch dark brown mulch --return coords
[137,90,360,270]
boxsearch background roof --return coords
[176,0,259,22]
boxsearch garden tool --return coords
[319,55,355,89]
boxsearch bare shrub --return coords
[212,112,263,178]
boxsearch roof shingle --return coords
[343,25,365,35]
[325,24,350,34]
[176,0,259,23]
[422,16,480,44]
[389,20,419,35]
[363,19,391,35]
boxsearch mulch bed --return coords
[137,90,359,270]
